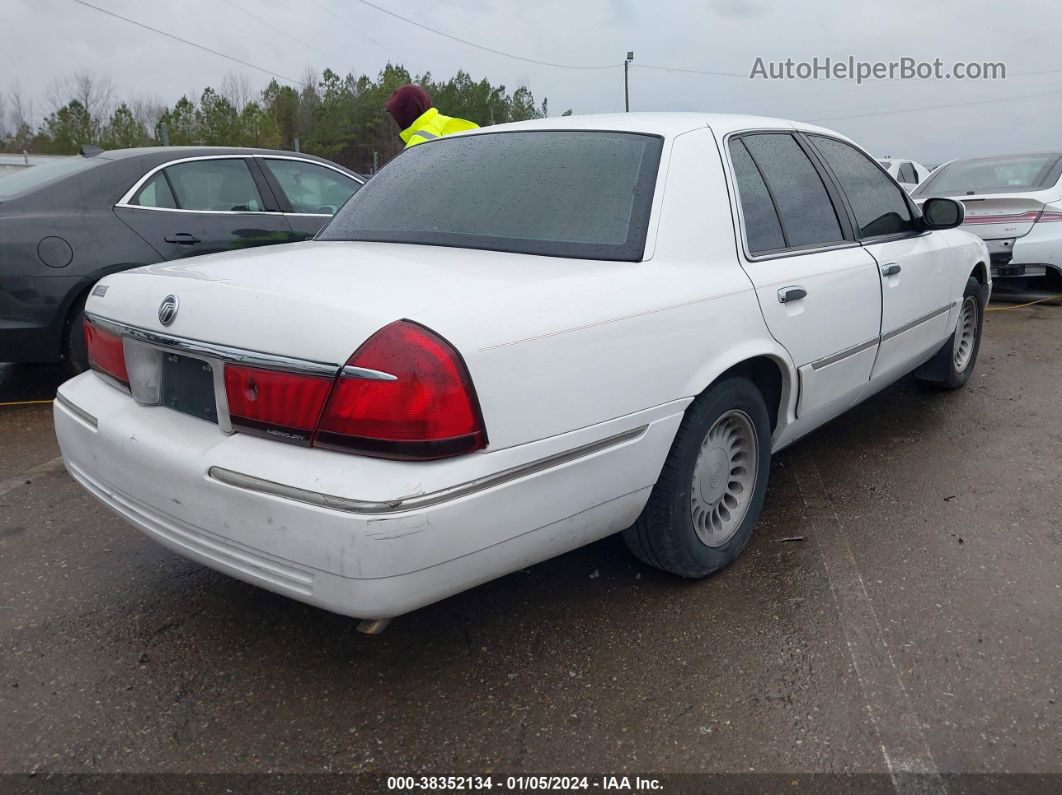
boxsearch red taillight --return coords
[84,319,129,385]
[223,364,333,445]
[1037,210,1062,222]
[315,320,487,460]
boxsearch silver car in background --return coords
[911,152,1062,283]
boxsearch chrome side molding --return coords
[55,392,98,428]
[810,337,878,371]
[208,424,649,515]
[881,301,957,343]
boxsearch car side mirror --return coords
[922,197,964,230]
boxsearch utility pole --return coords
[624,51,634,112]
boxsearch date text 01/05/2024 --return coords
[385,775,664,791]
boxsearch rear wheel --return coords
[624,376,772,578]
[62,294,89,377]
[914,276,984,389]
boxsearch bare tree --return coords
[46,70,115,122]
[130,96,166,138]
[8,82,34,130]
[220,71,252,112]
[0,92,7,139]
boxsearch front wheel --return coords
[914,276,984,389]
[624,376,772,578]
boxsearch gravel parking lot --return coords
[0,305,1059,783]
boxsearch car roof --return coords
[89,146,362,179]
[96,146,322,160]
[469,112,851,141]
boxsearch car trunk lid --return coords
[86,239,618,366]
[945,191,1060,240]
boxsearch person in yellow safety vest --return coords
[384,84,479,149]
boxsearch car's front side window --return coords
[163,158,264,212]
[736,132,846,251]
[261,159,359,215]
[809,136,916,238]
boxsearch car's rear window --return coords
[0,156,104,200]
[318,130,664,261]
[915,154,1062,196]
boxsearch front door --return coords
[805,135,954,384]
[114,156,294,260]
[726,132,883,428]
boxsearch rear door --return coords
[806,134,954,384]
[255,156,362,241]
[726,132,883,426]
[114,156,294,260]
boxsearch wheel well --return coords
[57,283,93,360]
[711,356,784,432]
[971,261,988,285]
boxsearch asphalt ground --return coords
[0,303,1059,789]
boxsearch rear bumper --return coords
[55,372,683,619]
[988,224,1062,279]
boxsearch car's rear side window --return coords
[728,139,786,254]
[319,131,663,261]
[130,172,177,209]
[738,133,845,250]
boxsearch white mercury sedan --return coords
[54,114,990,632]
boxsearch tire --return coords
[914,276,984,390]
[62,294,89,377]
[624,376,772,578]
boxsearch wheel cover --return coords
[690,409,759,548]
[953,295,978,373]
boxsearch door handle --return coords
[881,263,901,277]
[164,233,200,245]
[777,286,807,304]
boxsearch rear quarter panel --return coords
[0,205,163,361]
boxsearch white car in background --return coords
[911,152,1062,282]
[54,114,990,631]
[878,157,932,192]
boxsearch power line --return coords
[305,0,402,65]
[219,0,355,74]
[633,64,745,78]
[805,85,1062,122]
[70,0,300,84]
[349,0,618,71]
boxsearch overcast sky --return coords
[4,0,1061,163]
